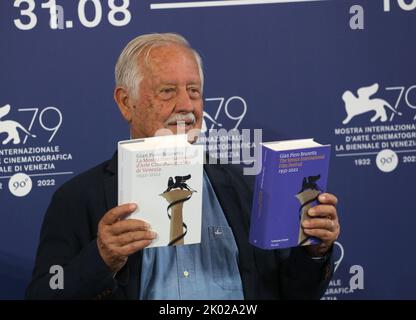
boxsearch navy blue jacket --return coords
[26,153,333,299]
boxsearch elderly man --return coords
[26,33,340,299]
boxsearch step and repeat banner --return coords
[1,0,415,299]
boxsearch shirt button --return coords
[183,270,189,278]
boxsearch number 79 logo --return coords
[203,96,247,133]
[0,104,62,145]
[18,106,63,144]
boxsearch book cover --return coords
[118,135,203,248]
[249,138,331,250]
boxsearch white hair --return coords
[115,33,204,99]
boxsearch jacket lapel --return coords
[103,153,117,211]
[103,152,141,299]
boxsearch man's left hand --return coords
[302,193,340,257]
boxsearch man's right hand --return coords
[97,203,157,273]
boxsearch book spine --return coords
[118,146,122,205]
[118,146,127,206]
[250,145,271,249]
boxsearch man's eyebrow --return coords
[158,82,177,87]
[158,81,201,86]
[186,80,202,86]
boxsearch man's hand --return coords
[97,203,157,273]
[302,193,340,257]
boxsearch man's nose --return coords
[175,89,194,113]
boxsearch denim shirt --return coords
[139,170,244,300]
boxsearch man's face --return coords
[129,44,203,139]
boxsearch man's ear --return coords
[114,87,135,123]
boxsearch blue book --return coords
[249,139,331,250]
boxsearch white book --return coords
[118,134,203,248]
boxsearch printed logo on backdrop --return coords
[333,83,416,173]
[198,96,259,165]
[322,241,365,300]
[0,103,73,197]
[11,1,416,33]
[349,1,416,30]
